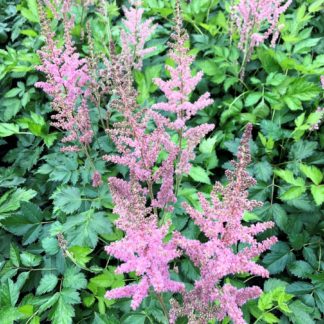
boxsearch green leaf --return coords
[36,274,58,295]
[288,78,320,101]
[20,252,42,267]
[310,185,324,205]
[49,295,75,324]
[196,59,218,76]
[38,293,60,314]
[254,161,273,182]
[280,186,306,200]
[89,268,124,291]
[258,292,273,311]
[16,272,29,290]
[260,120,283,141]
[63,267,87,290]
[0,189,36,216]
[189,166,211,184]
[286,282,314,295]
[288,261,314,278]
[2,202,43,245]
[62,210,112,248]
[263,242,295,274]
[9,244,20,267]
[264,279,288,292]
[314,289,324,313]
[0,279,20,306]
[284,96,302,110]
[300,164,323,185]
[51,187,82,214]
[37,153,79,185]
[266,73,287,86]
[0,123,20,137]
[180,258,200,281]
[294,38,321,54]
[261,312,279,323]
[256,48,281,73]
[303,247,318,268]
[274,169,304,186]
[83,293,95,308]
[245,92,262,107]
[309,0,324,12]
[243,211,260,222]
[199,136,217,154]
[288,232,309,250]
[41,237,59,255]
[288,300,315,324]
[93,313,120,324]
[289,141,317,161]
[18,303,34,317]
[2,98,22,121]
[4,88,22,98]
[271,204,288,232]
[20,0,39,23]
[122,313,147,324]
[67,246,92,268]
[0,307,22,323]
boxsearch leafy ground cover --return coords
[0,0,323,323]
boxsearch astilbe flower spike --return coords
[152,1,214,175]
[35,1,94,153]
[104,1,184,308]
[121,0,157,70]
[232,0,292,78]
[170,124,278,324]
[105,177,185,309]
[104,0,214,309]
[102,41,179,209]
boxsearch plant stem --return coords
[175,129,183,197]
[156,293,169,324]
[148,180,158,215]
[255,306,279,323]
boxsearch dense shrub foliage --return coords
[0,0,323,323]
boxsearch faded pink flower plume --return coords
[170,124,277,324]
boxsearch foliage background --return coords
[0,0,323,323]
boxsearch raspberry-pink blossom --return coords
[152,2,214,175]
[105,178,184,309]
[176,124,215,174]
[103,38,178,209]
[232,0,292,59]
[92,170,103,187]
[35,2,93,152]
[121,0,157,70]
[104,1,215,311]
[170,124,277,324]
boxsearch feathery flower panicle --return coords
[104,1,215,309]
[152,1,214,174]
[103,37,178,208]
[35,1,93,152]
[170,124,277,324]
[92,170,103,187]
[105,177,185,309]
[232,0,292,72]
[103,2,182,304]
[121,0,157,70]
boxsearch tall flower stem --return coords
[156,293,170,324]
